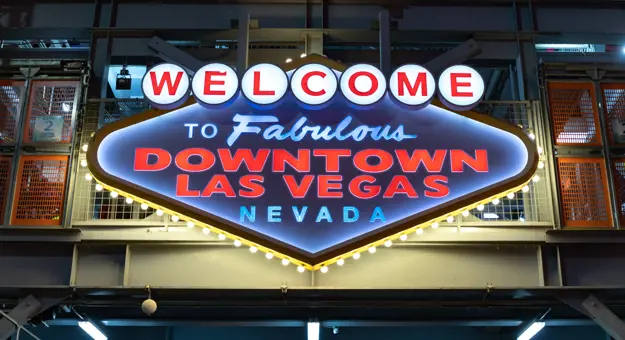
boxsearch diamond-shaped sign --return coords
[88,55,537,269]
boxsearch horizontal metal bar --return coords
[0,227,81,242]
[546,229,625,243]
[0,48,89,60]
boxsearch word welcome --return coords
[141,62,485,110]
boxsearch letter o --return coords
[201,124,218,138]
[290,63,338,105]
[339,64,387,106]
[175,148,216,172]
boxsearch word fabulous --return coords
[141,62,485,110]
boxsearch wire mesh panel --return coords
[23,80,79,144]
[557,158,611,227]
[12,155,69,226]
[0,80,25,145]
[547,82,601,146]
[0,156,12,223]
[601,83,625,145]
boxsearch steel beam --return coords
[0,296,48,340]
[378,9,391,74]
[148,37,204,75]
[423,39,481,74]
[0,48,89,60]
[237,12,250,73]
[560,294,625,340]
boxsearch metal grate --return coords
[547,82,601,146]
[0,81,25,144]
[601,83,625,145]
[12,155,68,226]
[557,158,611,227]
[0,156,12,223]
[24,80,79,144]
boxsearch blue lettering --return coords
[370,207,386,223]
[292,206,308,222]
[184,123,199,138]
[240,206,256,222]
[268,206,282,222]
[316,206,332,223]
[201,123,217,138]
[228,114,279,146]
[343,206,359,222]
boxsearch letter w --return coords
[218,149,270,172]
[395,150,446,172]
[149,71,184,95]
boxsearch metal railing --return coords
[71,99,554,227]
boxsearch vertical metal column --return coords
[378,9,391,75]
[237,12,250,76]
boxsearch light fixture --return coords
[202,228,210,235]
[218,233,226,240]
[320,266,328,273]
[477,204,485,211]
[399,234,408,241]
[156,209,163,216]
[80,159,88,167]
[307,322,320,340]
[265,252,274,260]
[171,215,179,222]
[115,64,131,90]
[286,58,293,63]
[250,246,258,253]
[353,253,361,260]
[492,198,500,205]
[431,222,439,228]
[186,221,194,228]
[300,53,307,58]
[85,173,92,181]
[462,210,469,217]
[125,197,133,204]
[110,191,118,198]
[297,266,306,273]
[368,246,376,254]
[528,133,535,140]
[446,216,454,223]
[95,184,103,191]
[78,321,108,340]
[522,185,530,193]
[507,192,515,199]
[141,203,148,210]
[82,144,88,152]
[234,239,242,247]
[537,146,543,155]
[517,322,546,340]
[533,175,540,182]
[282,259,290,266]
[416,228,423,235]
[62,102,72,112]
[384,240,392,247]
[337,259,345,266]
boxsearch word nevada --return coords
[141,62,485,110]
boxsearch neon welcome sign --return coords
[87,55,537,270]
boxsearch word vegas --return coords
[134,148,489,223]
[142,62,485,110]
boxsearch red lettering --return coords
[450,150,488,172]
[349,175,381,199]
[450,73,473,97]
[149,71,184,96]
[272,149,311,172]
[395,150,446,172]
[201,175,236,197]
[175,174,200,197]
[301,71,326,96]
[283,175,314,198]
[383,176,418,198]
[253,71,275,96]
[313,149,351,172]
[239,175,265,198]
[424,175,449,198]
[397,72,427,97]
[175,148,215,172]
[134,148,171,171]
[218,149,270,172]
[203,71,226,95]
[318,175,342,198]
[353,149,393,173]
[348,71,378,96]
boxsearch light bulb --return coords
[446,216,454,223]
[234,240,242,247]
[140,203,148,210]
[533,175,540,182]
[492,198,500,205]
[156,209,163,216]
[82,144,88,152]
[529,133,535,140]
[507,193,515,199]
[538,161,545,169]
[522,185,530,193]
[250,246,258,253]
[202,228,210,235]
[368,246,376,254]
[416,228,424,235]
[320,266,328,273]
[186,221,194,228]
[477,204,485,211]
[282,259,290,266]
[384,240,392,247]
[171,215,179,222]
[265,253,274,260]
[462,210,469,217]
[537,146,543,155]
[300,53,307,58]
[337,259,345,266]
[80,159,87,167]
[353,253,361,260]
[125,197,133,204]
[431,222,439,229]
[95,184,103,191]
[286,58,293,63]
[297,266,305,273]
[218,233,226,240]
[399,234,408,241]
[85,173,92,181]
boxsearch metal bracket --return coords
[424,39,481,75]
[0,295,61,340]
[560,294,625,340]
[148,37,205,75]
[302,31,324,56]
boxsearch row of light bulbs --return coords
[285,53,307,64]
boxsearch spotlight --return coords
[115,64,131,90]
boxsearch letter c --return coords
[301,71,327,96]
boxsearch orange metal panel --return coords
[601,83,625,145]
[557,157,612,227]
[11,155,69,226]
[547,82,602,146]
[22,80,79,144]
[0,80,25,145]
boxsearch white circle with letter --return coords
[437,65,484,110]
[339,64,387,106]
[241,63,288,105]
[290,63,338,106]
[142,63,190,108]
[389,64,435,106]
[192,63,239,105]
